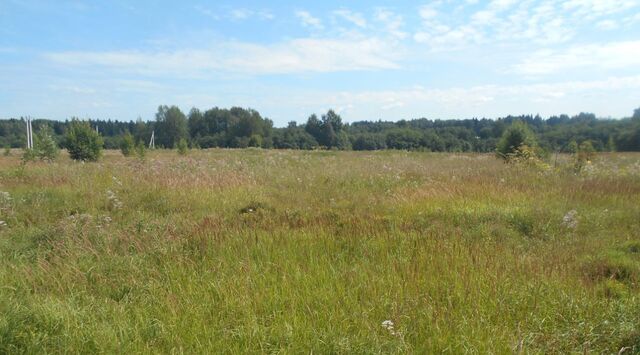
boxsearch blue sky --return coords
[1,0,639,126]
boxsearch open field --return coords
[1,149,639,353]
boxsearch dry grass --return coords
[0,149,639,353]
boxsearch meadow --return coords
[0,149,639,353]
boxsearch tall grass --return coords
[0,150,639,353]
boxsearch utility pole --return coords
[149,130,155,149]
[25,116,33,149]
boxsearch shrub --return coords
[496,121,538,160]
[64,120,103,162]
[3,145,10,156]
[33,125,59,161]
[574,140,596,172]
[120,132,135,157]
[21,148,37,163]
[135,142,146,160]
[176,138,189,155]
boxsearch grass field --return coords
[0,149,639,353]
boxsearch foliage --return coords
[2,107,640,152]
[33,125,60,161]
[155,105,188,148]
[120,132,135,157]
[64,120,103,161]
[3,145,11,156]
[135,141,146,160]
[21,148,37,163]
[496,121,538,160]
[176,138,189,155]
[573,140,596,172]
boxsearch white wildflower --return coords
[106,190,123,210]
[382,320,397,336]
[562,210,578,229]
[0,220,7,228]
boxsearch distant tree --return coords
[64,120,103,161]
[155,105,187,148]
[352,133,387,150]
[386,129,423,150]
[496,121,537,159]
[305,114,323,143]
[120,132,135,157]
[188,108,205,139]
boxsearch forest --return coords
[1,106,639,152]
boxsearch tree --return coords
[176,138,189,155]
[120,132,135,157]
[33,124,59,161]
[496,121,537,159]
[155,105,187,148]
[633,107,640,120]
[65,120,103,161]
[305,114,323,143]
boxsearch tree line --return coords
[1,106,639,152]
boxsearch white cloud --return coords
[374,8,407,39]
[513,40,640,75]
[295,10,323,29]
[44,37,401,76]
[333,9,367,28]
[413,0,639,51]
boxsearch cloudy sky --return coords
[1,0,639,125]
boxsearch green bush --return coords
[64,120,103,162]
[120,132,135,157]
[176,138,189,155]
[21,148,37,163]
[496,121,538,160]
[135,141,146,160]
[33,125,59,161]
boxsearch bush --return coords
[135,142,146,160]
[3,145,10,156]
[176,138,189,155]
[496,121,538,160]
[574,140,596,172]
[33,125,59,161]
[120,132,135,157]
[21,148,37,163]
[64,120,103,162]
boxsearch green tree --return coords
[155,105,187,148]
[64,120,103,161]
[496,121,537,160]
[33,124,59,161]
[120,132,135,157]
[176,138,189,155]
[135,141,146,160]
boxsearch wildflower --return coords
[0,191,11,202]
[562,210,578,229]
[382,320,397,336]
[106,190,123,210]
[0,220,7,228]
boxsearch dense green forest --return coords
[1,106,639,152]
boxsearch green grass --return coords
[1,149,639,353]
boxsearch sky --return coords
[1,0,639,126]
